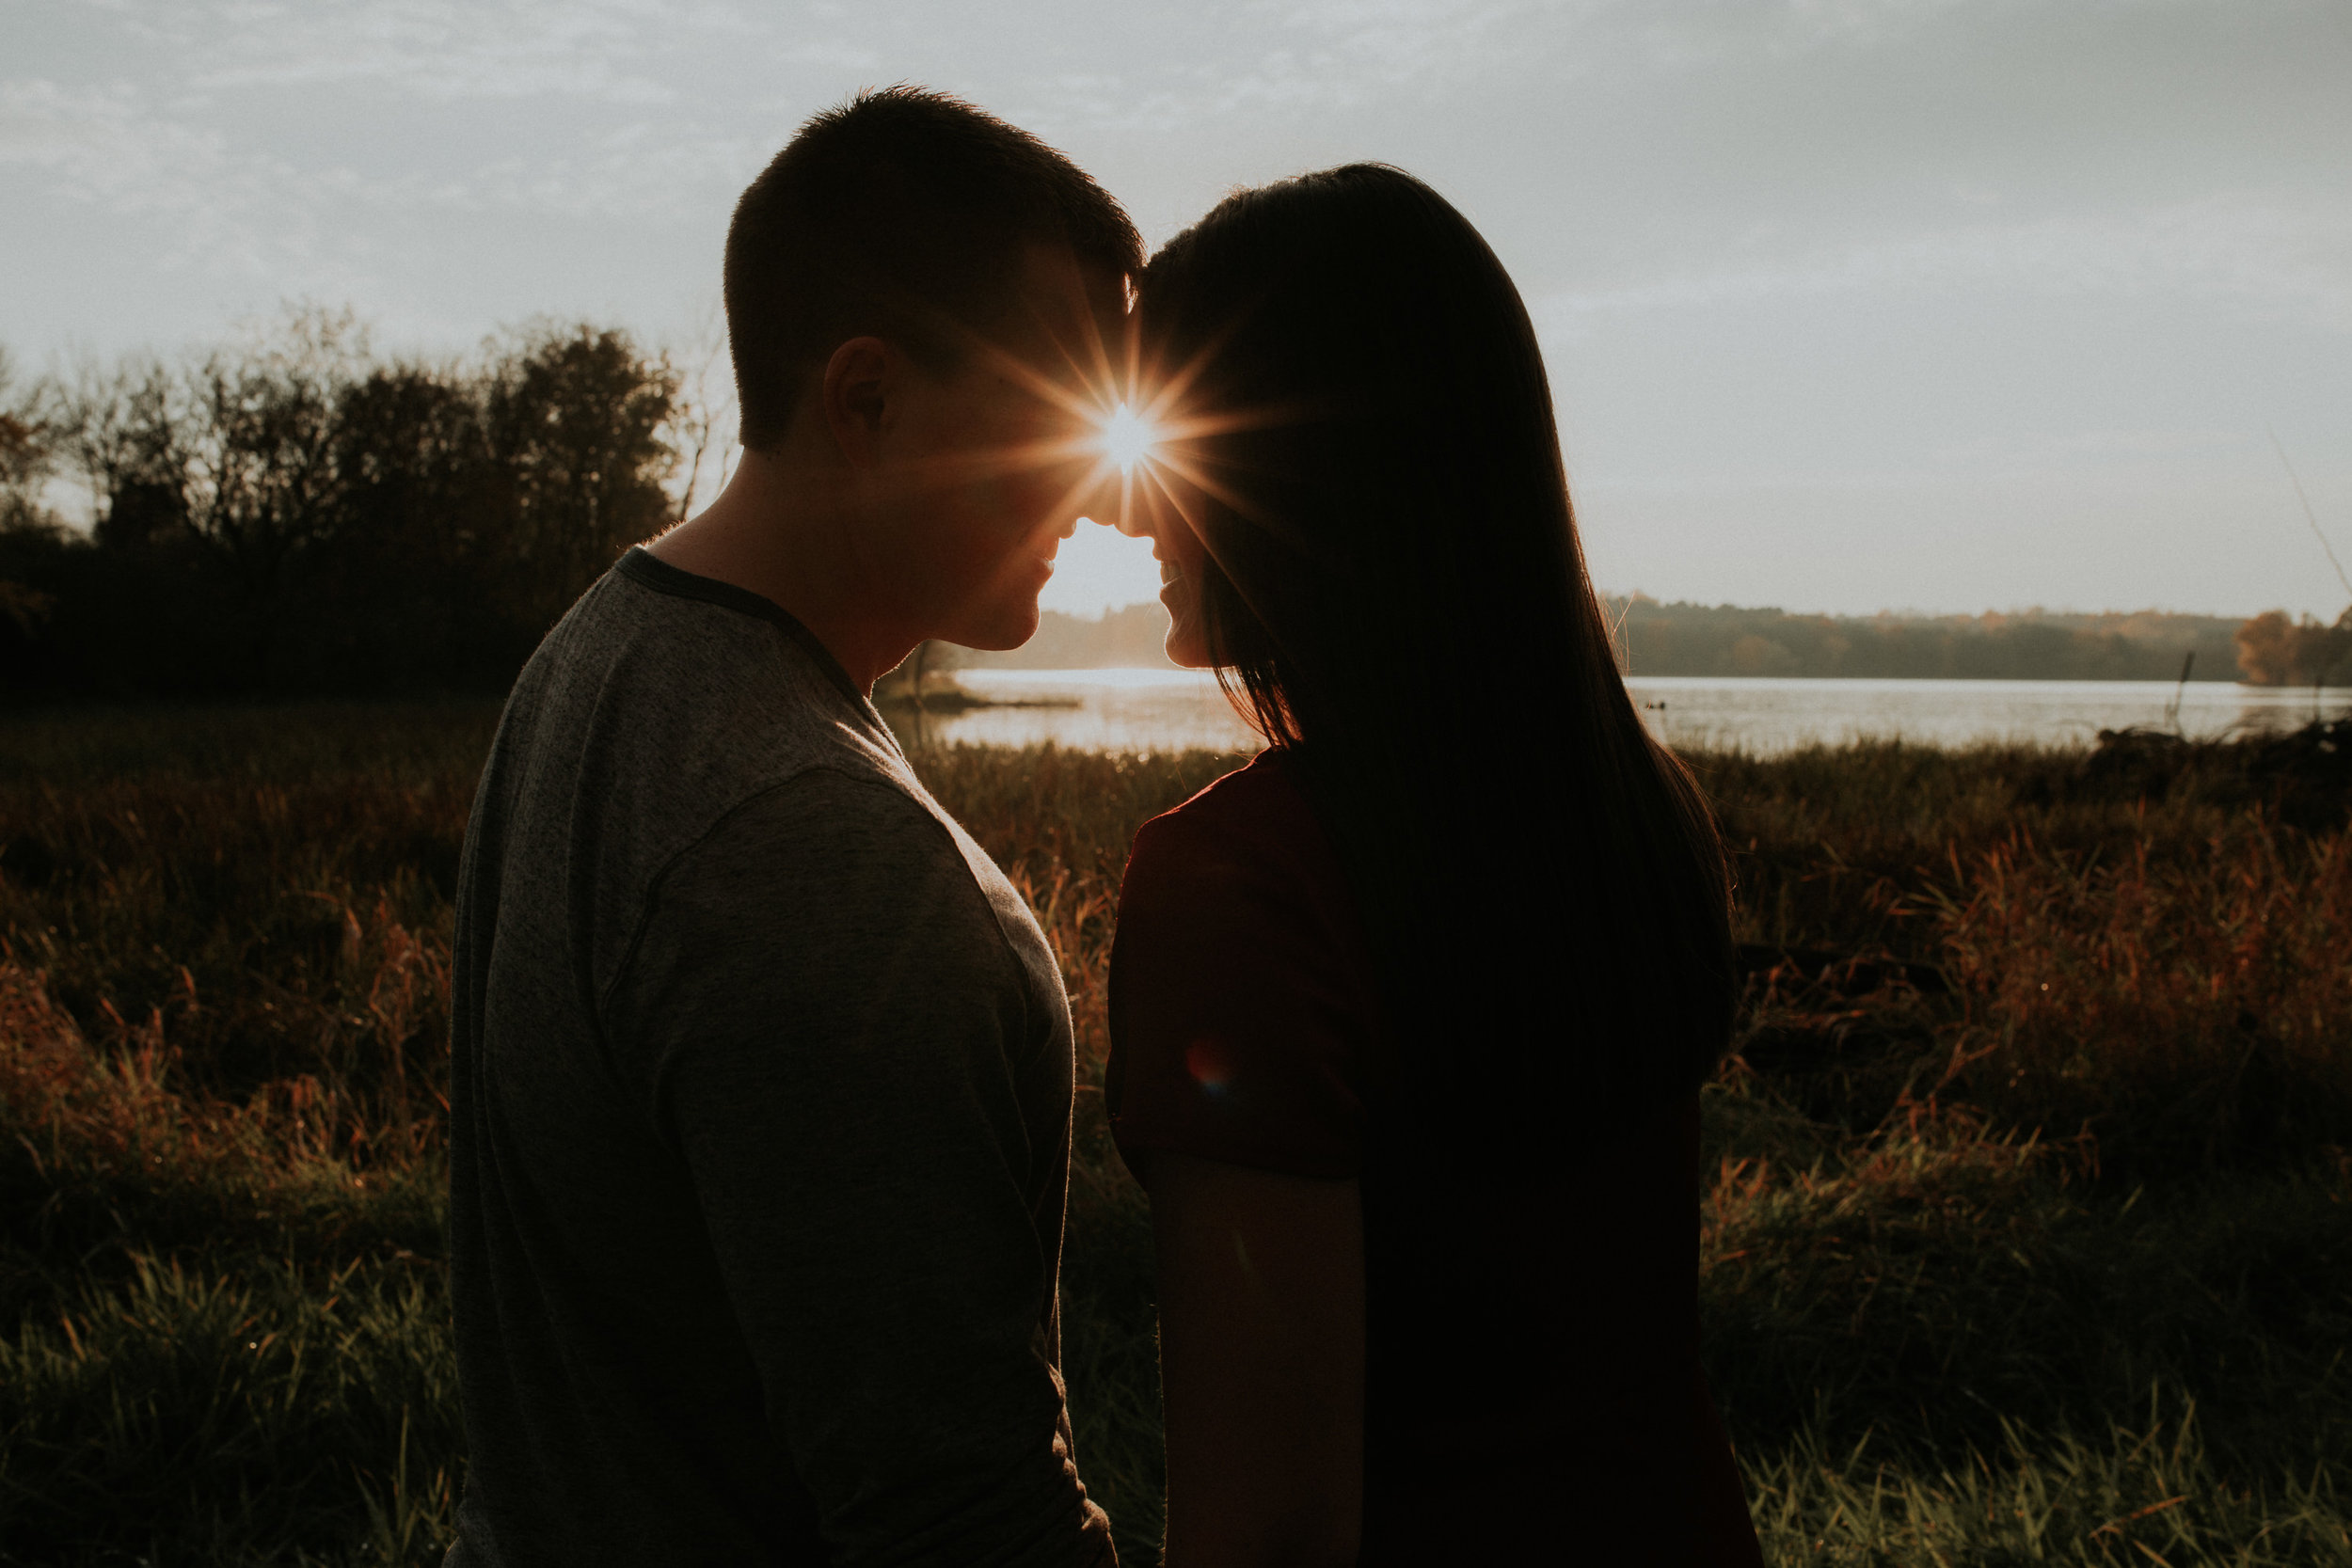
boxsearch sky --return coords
[5,0,2349,620]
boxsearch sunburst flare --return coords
[1099,403,1158,473]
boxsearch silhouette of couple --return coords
[446,87,1764,1567]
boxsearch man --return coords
[445,87,1138,1565]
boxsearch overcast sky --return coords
[7,0,2349,619]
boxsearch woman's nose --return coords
[1122,479,1166,540]
[1088,482,1152,539]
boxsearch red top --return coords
[1107,749,1764,1564]
[1107,750,1375,1180]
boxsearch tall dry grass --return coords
[1935,824,2352,1170]
[0,705,2345,1564]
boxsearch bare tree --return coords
[661,300,741,526]
[0,346,56,531]
[50,351,187,549]
[183,307,371,589]
[0,346,62,641]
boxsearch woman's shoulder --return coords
[1110,747,1372,1180]
[1117,745,1369,1008]
[1133,747,1323,863]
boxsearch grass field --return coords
[1,702,2347,1565]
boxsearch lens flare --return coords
[1099,403,1158,473]
[1184,1038,1233,1098]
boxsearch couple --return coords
[446,87,1762,1566]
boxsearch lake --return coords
[898,669,2352,755]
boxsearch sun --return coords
[1099,402,1158,473]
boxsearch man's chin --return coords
[941,598,1043,654]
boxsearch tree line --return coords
[1611,597,2348,686]
[0,311,734,699]
[914,600,2347,682]
[4,312,2343,698]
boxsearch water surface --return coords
[902,670,2351,756]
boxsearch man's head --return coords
[724,88,1140,649]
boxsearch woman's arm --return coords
[1145,1151,1365,1568]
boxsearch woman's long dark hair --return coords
[1136,165,1735,1139]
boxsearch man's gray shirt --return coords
[446,548,1114,1566]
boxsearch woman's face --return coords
[1120,446,1223,667]
[1128,466,1216,670]
[1113,300,1219,670]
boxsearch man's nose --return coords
[1073,468,1128,534]
[1096,496,1152,538]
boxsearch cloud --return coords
[404,124,766,222]
[1912,422,2263,483]
[0,78,334,279]
[1536,197,2352,332]
[1642,0,1974,62]
[0,0,873,283]
[1005,0,1591,135]
[1,78,210,198]
[107,0,793,105]
[0,64,766,269]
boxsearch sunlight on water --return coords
[914,669,1259,753]
[901,670,2352,756]
[1627,677,2352,753]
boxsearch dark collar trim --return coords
[615,547,870,714]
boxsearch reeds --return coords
[1,706,2345,1564]
[1935,824,2352,1170]
[1743,1402,2352,1565]
[4,1248,457,1563]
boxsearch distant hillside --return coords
[1607,599,2248,682]
[955,597,2264,681]
[958,603,1178,669]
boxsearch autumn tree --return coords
[2235,608,2352,688]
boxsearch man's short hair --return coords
[724,86,1143,451]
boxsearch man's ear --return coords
[820,337,893,469]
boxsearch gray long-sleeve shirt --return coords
[446,547,1114,1566]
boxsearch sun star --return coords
[1099,403,1158,474]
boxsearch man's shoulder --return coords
[608,766,1054,1063]
[472,557,926,979]
[532,553,871,723]
[695,766,951,867]
[511,558,898,800]
[650,770,979,958]
[682,768,1031,956]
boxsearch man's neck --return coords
[644,449,917,693]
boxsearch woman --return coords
[1104,165,1764,1565]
